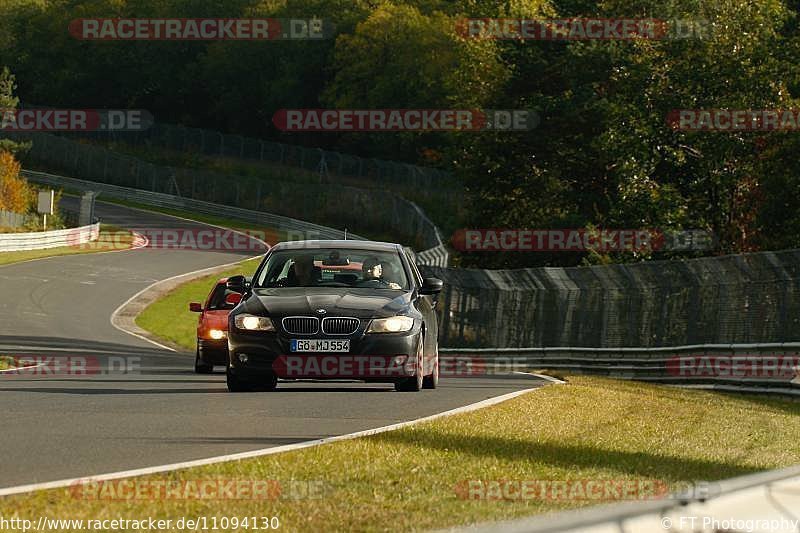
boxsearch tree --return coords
[0,67,26,154]
[0,150,32,214]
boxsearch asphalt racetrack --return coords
[0,200,544,490]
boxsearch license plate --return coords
[290,339,350,353]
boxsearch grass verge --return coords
[105,198,272,236]
[135,258,261,351]
[3,376,799,532]
[0,225,134,267]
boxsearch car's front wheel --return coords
[422,346,439,389]
[395,337,424,392]
[258,372,279,392]
[226,367,253,392]
[194,348,213,374]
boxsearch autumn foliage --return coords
[0,151,33,214]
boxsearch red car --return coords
[189,278,243,373]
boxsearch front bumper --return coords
[198,338,229,365]
[228,326,421,382]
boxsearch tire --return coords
[395,337,424,392]
[257,372,279,392]
[226,367,253,392]
[194,348,213,374]
[422,345,439,390]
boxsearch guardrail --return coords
[0,209,26,229]
[459,465,800,533]
[9,131,451,265]
[21,170,365,242]
[0,222,99,252]
[19,103,454,190]
[420,248,800,348]
[440,343,800,394]
[19,168,450,266]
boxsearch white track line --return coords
[0,384,543,497]
[105,201,268,352]
[0,363,45,374]
[2,201,547,499]
[109,258,255,352]
[513,371,567,384]
[0,228,148,271]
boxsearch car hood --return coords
[202,310,230,330]
[245,287,413,319]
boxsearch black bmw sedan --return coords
[225,240,443,392]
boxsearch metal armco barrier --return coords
[440,343,800,394]
[421,249,800,348]
[18,103,454,189]
[21,170,363,241]
[459,465,800,533]
[10,131,450,266]
[0,222,99,252]
[20,169,451,266]
[19,171,800,397]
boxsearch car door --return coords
[404,250,439,372]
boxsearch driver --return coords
[362,257,384,283]
[361,257,401,289]
[290,255,319,286]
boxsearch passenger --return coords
[379,260,402,289]
[288,255,320,286]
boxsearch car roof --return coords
[270,240,403,253]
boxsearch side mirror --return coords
[420,277,443,295]
[225,292,243,306]
[189,302,203,313]
[226,275,250,293]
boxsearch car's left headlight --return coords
[367,316,415,333]
[234,314,275,332]
[208,329,227,340]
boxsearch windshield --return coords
[205,283,240,311]
[255,248,408,290]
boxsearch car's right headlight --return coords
[367,316,415,333]
[234,314,275,332]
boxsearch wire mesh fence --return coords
[14,155,797,350]
[5,131,449,264]
[421,249,800,348]
[16,103,455,195]
[0,209,26,229]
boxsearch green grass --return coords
[84,140,465,243]
[0,225,134,267]
[135,258,261,351]
[106,198,273,235]
[3,376,798,532]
